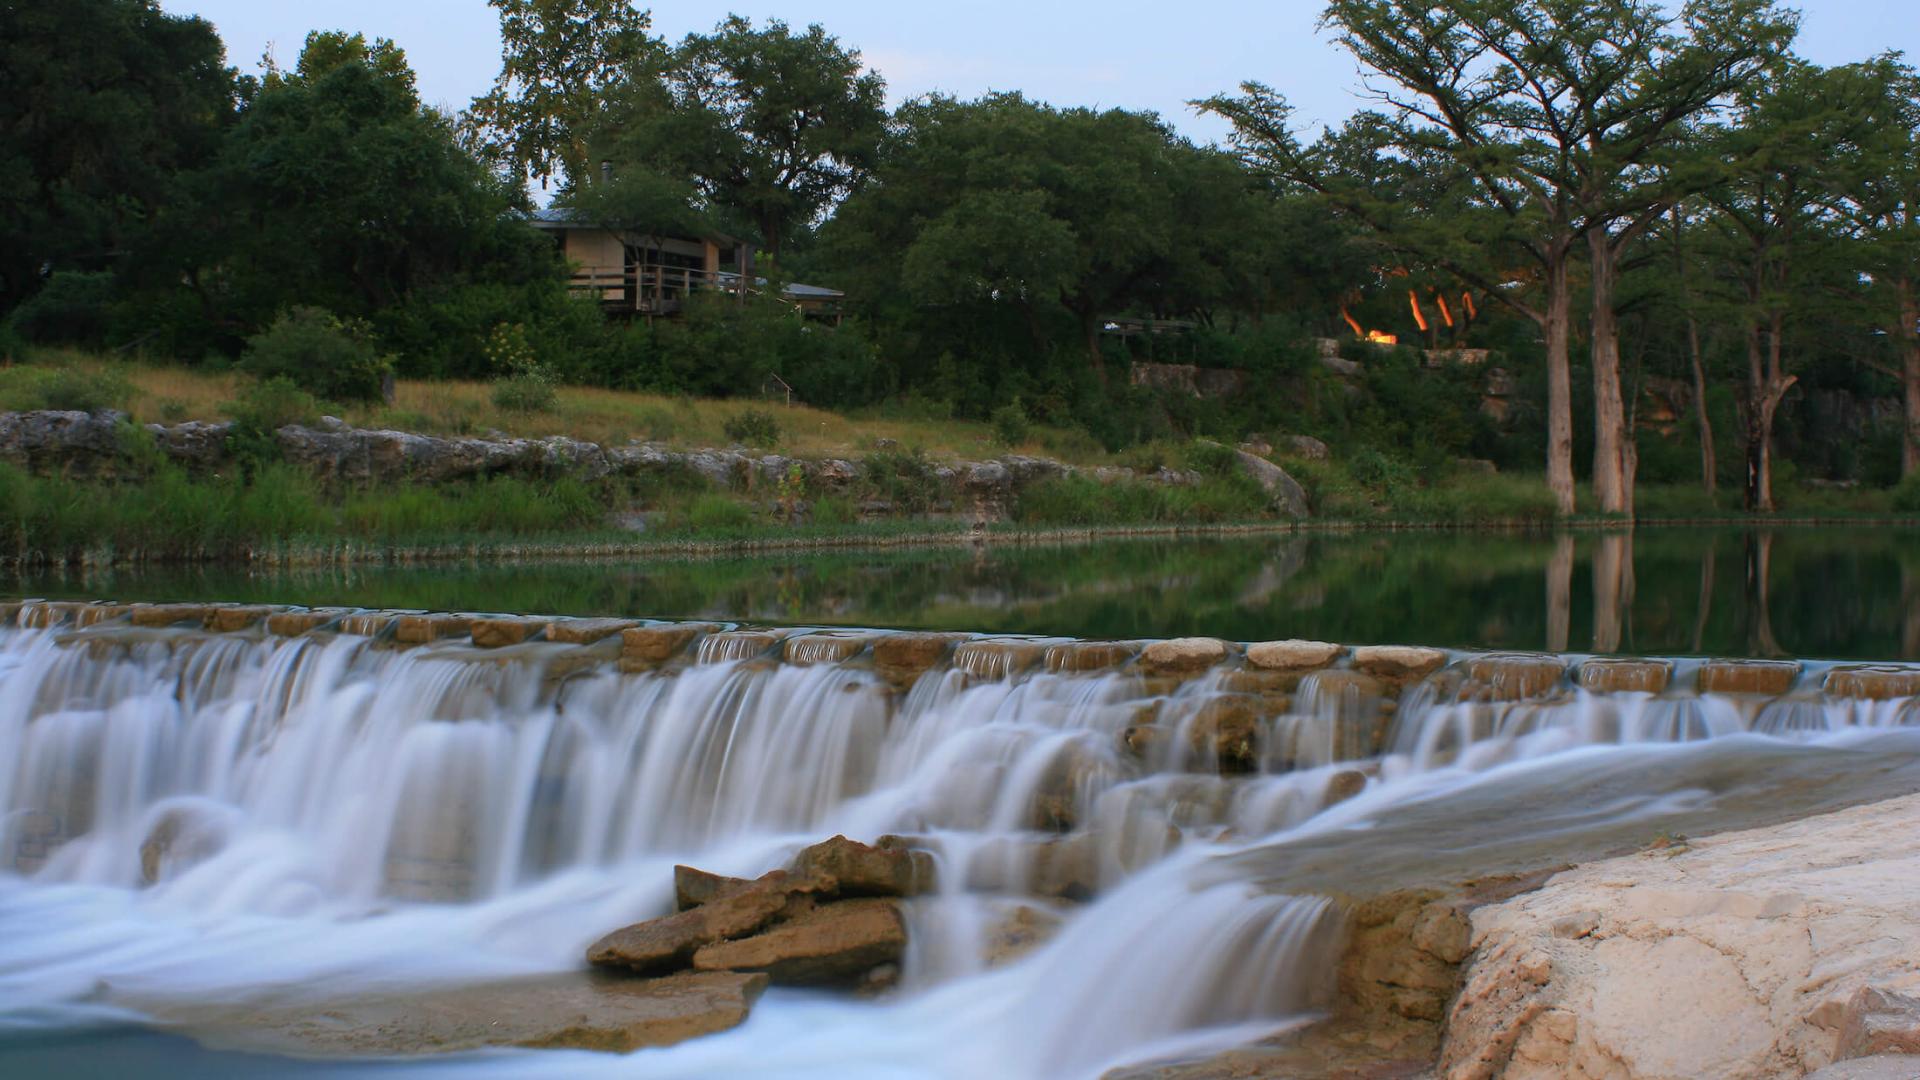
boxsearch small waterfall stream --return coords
[1,606,1917,1078]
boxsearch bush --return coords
[0,361,136,413]
[685,493,758,531]
[990,400,1031,447]
[241,307,392,403]
[1349,448,1418,494]
[861,447,941,514]
[491,371,556,413]
[723,408,781,448]
[225,377,322,434]
[1183,439,1240,478]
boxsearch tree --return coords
[1829,55,1920,479]
[1202,0,1796,518]
[463,0,661,191]
[599,16,887,262]
[0,0,237,313]
[264,30,417,101]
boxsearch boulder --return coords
[1280,435,1331,461]
[587,872,809,974]
[1352,645,1449,684]
[790,835,936,897]
[691,898,906,985]
[1838,987,1920,1059]
[1232,448,1311,518]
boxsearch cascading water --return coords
[2,605,1918,1079]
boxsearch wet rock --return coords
[266,610,346,636]
[471,617,549,648]
[393,614,473,645]
[872,632,967,677]
[952,639,1048,678]
[1342,892,1469,1025]
[1046,641,1140,673]
[1352,645,1448,684]
[1461,654,1566,702]
[696,629,785,662]
[1697,659,1801,695]
[621,623,721,664]
[783,631,875,665]
[1324,769,1368,806]
[338,613,396,637]
[587,873,808,975]
[691,898,906,985]
[207,606,275,633]
[174,971,769,1056]
[1187,695,1263,773]
[790,835,936,897]
[1245,639,1342,672]
[1826,666,1920,702]
[983,902,1067,967]
[128,603,215,628]
[138,806,231,885]
[1579,658,1674,695]
[546,618,640,645]
[73,603,128,627]
[1140,637,1232,675]
[674,865,751,911]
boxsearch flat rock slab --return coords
[171,970,768,1057]
[588,873,803,974]
[693,898,905,984]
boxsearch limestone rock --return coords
[872,632,968,677]
[674,865,751,911]
[1440,792,1920,1080]
[547,618,641,645]
[790,835,936,897]
[1697,658,1801,695]
[471,618,549,648]
[587,873,807,974]
[173,971,768,1056]
[394,614,472,645]
[1825,666,1920,702]
[1461,654,1566,702]
[1140,637,1232,675]
[1352,645,1448,684]
[952,639,1048,678]
[621,623,720,664]
[691,898,905,985]
[1245,640,1342,672]
[1579,658,1673,695]
[1047,641,1140,673]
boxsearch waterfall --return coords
[2,608,1918,1078]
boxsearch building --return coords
[529,209,843,321]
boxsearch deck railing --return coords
[566,265,745,311]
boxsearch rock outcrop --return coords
[590,836,930,990]
[1440,792,1920,1079]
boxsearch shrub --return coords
[990,400,1031,447]
[1183,439,1240,478]
[241,307,391,403]
[862,447,941,514]
[225,377,322,434]
[1349,448,1418,494]
[491,371,557,413]
[0,319,26,364]
[723,408,782,448]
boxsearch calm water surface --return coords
[10,526,1918,660]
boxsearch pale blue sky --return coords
[161,0,1920,144]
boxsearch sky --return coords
[160,0,1920,147]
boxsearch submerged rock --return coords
[172,971,768,1056]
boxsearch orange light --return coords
[1365,330,1398,345]
[1408,290,1429,333]
[1463,292,1478,319]
[1435,292,1455,328]
[1341,305,1365,338]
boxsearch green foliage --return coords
[0,362,136,413]
[491,372,558,413]
[1182,440,1240,478]
[1894,473,1920,514]
[1012,474,1267,526]
[861,447,941,513]
[722,408,781,448]
[1348,448,1418,494]
[685,493,758,531]
[5,273,119,348]
[990,401,1031,447]
[240,308,391,402]
[485,323,558,412]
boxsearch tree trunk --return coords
[1687,315,1716,498]
[1745,530,1783,657]
[1743,322,1795,513]
[1690,543,1716,655]
[1899,276,1920,479]
[1588,231,1632,518]
[1543,258,1577,517]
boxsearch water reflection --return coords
[8,526,1919,660]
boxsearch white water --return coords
[1,615,1916,1078]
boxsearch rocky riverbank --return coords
[0,409,1310,521]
